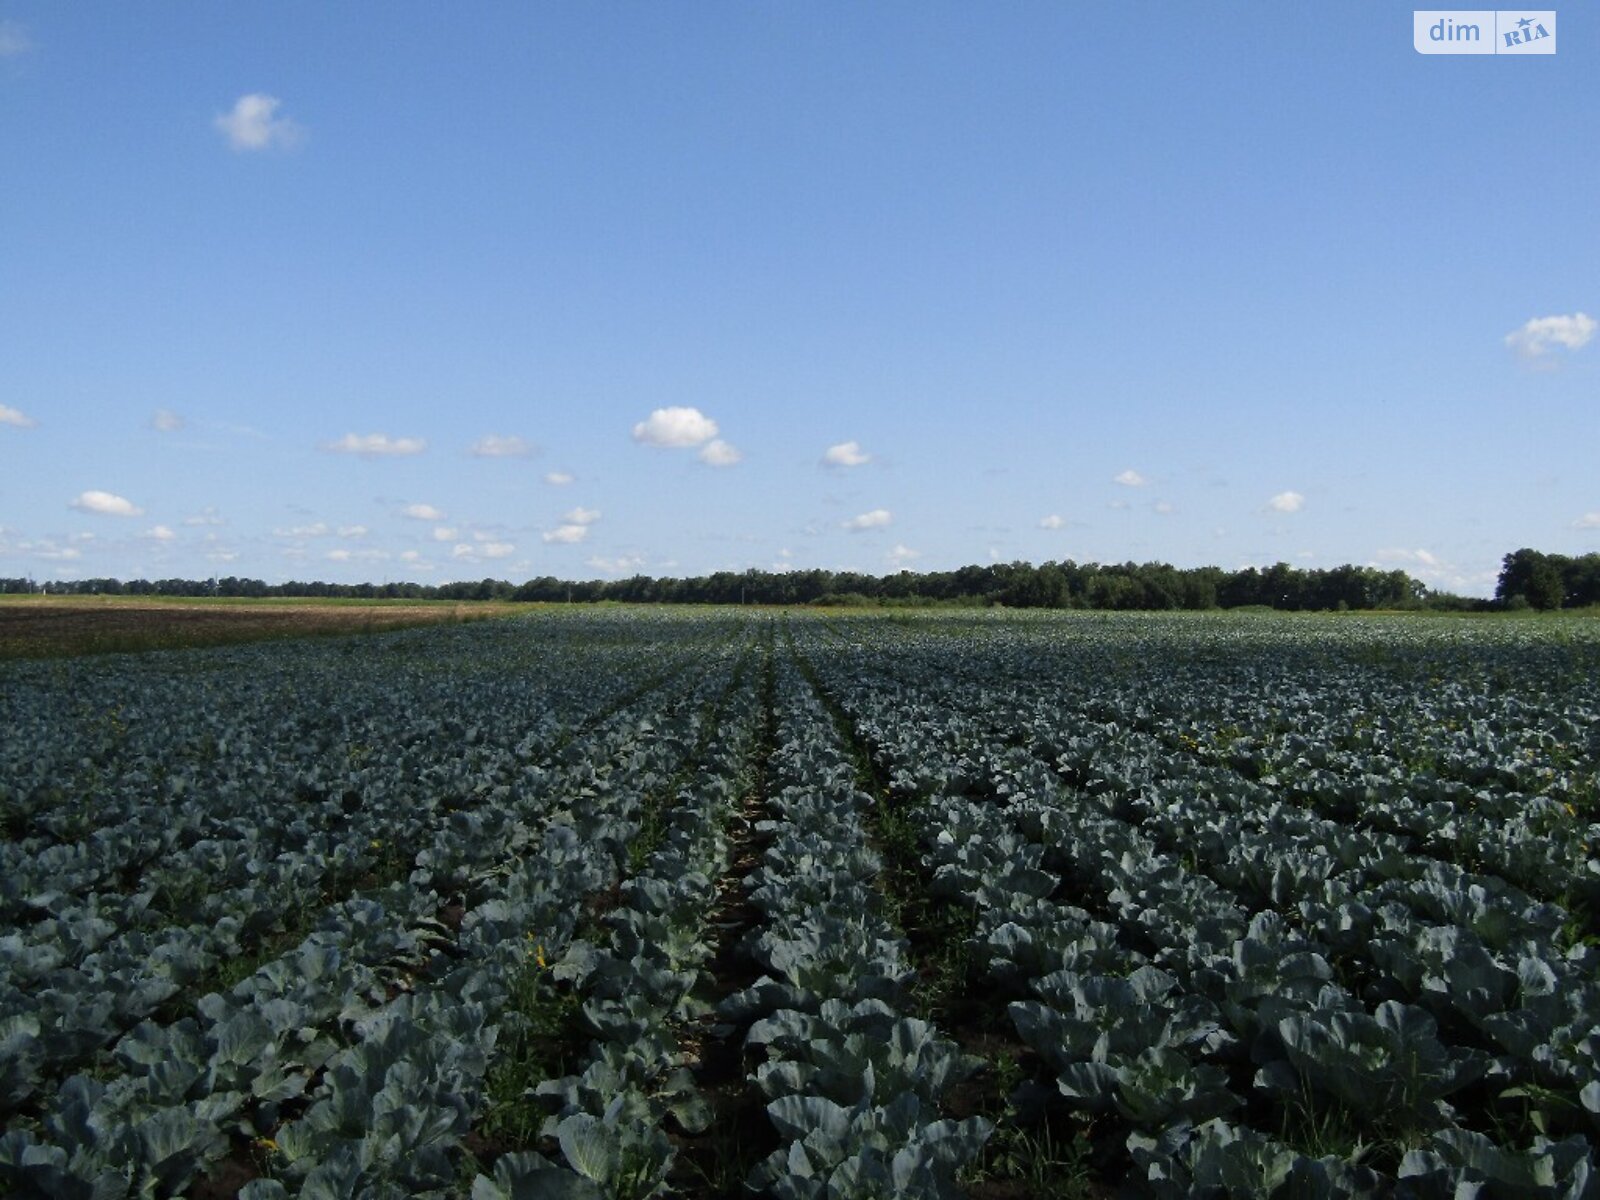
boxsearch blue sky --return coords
[0,3,1594,594]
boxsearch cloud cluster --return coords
[71,490,143,517]
[471,434,534,458]
[1505,312,1596,359]
[887,543,921,566]
[845,509,892,532]
[823,441,871,468]
[1,404,37,429]
[1039,514,1065,530]
[544,472,575,486]
[1375,547,1440,566]
[323,432,426,457]
[1573,513,1600,530]
[633,407,718,447]
[214,93,303,152]
[1266,491,1305,514]
[699,439,742,467]
[403,503,445,521]
[1114,469,1147,487]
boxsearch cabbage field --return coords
[2,608,1597,1199]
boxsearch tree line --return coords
[2,559,1437,611]
[1495,549,1600,610]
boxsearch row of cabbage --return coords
[0,612,752,1197]
[793,612,1600,1198]
[0,614,728,1116]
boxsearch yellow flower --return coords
[254,1137,279,1153]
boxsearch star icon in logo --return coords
[1517,15,1534,29]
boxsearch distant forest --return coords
[5,551,1596,612]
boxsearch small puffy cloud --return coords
[1375,547,1440,566]
[564,507,601,525]
[214,93,303,152]
[0,21,33,57]
[544,471,575,486]
[151,409,184,432]
[1153,501,1175,515]
[431,526,457,541]
[1,404,38,428]
[323,432,426,457]
[632,406,718,448]
[1266,491,1305,514]
[543,524,589,544]
[1039,514,1065,530]
[471,434,535,458]
[71,490,143,517]
[403,503,445,521]
[479,542,515,559]
[326,548,352,562]
[588,554,646,575]
[699,439,742,467]
[399,550,425,563]
[145,525,177,542]
[1574,512,1600,529]
[275,521,329,538]
[1114,469,1148,487]
[337,524,368,538]
[822,441,871,468]
[887,543,921,567]
[1505,312,1596,359]
[184,507,224,526]
[844,508,893,532]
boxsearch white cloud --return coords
[479,542,515,559]
[403,503,445,521]
[1153,501,1175,515]
[1574,512,1600,529]
[543,524,590,544]
[400,550,425,563]
[632,406,718,447]
[151,409,184,432]
[70,490,143,517]
[564,507,601,525]
[471,434,535,458]
[588,554,646,576]
[1039,514,1065,530]
[699,439,743,467]
[1114,469,1148,487]
[323,432,426,457]
[326,548,352,562]
[275,521,329,538]
[1375,547,1440,567]
[432,526,457,542]
[1266,491,1305,514]
[544,471,575,486]
[1,404,38,429]
[844,508,893,532]
[0,21,33,57]
[887,543,922,567]
[337,524,368,538]
[1505,312,1596,359]
[214,93,303,152]
[145,525,177,542]
[823,441,871,468]
[184,507,224,527]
